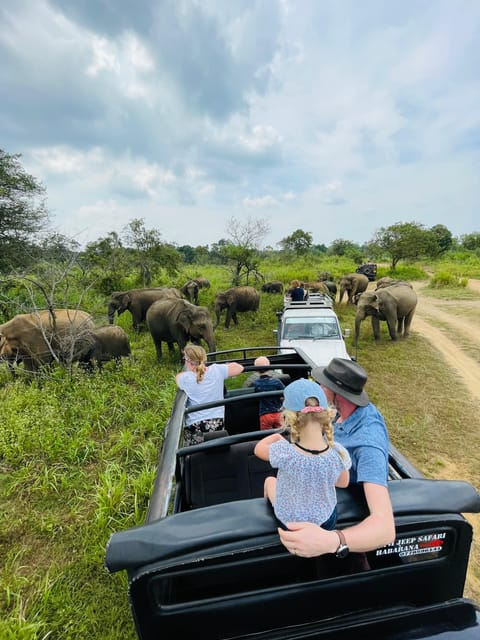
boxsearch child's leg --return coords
[263,476,277,504]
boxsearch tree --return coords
[430,224,453,256]
[460,232,480,252]
[368,222,438,270]
[0,149,49,272]
[81,231,128,293]
[219,217,270,285]
[122,218,181,286]
[279,229,313,255]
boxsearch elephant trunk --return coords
[354,311,365,343]
[108,304,116,324]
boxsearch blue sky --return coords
[1,0,479,249]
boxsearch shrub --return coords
[429,272,468,288]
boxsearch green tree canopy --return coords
[122,218,181,286]
[368,221,438,270]
[459,232,480,252]
[430,224,453,256]
[278,229,313,254]
[0,149,49,272]
[219,216,270,285]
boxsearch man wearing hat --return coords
[278,358,395,559]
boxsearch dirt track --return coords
[412,279,480,402]
[409,279,480,599]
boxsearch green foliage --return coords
[278,229,313,255]
[0,149,49,273]
[429,271,468,288]
[368,221,438,269]
[460,232,480,252]
[375,264,429,281]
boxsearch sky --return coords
[1,0,479,250]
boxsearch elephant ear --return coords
[176,309,192,331]
[370,294,380,311]
[122,293,132,308]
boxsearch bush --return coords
[429,272,468,288]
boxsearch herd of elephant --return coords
[0,274,417,375]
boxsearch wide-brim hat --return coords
[282,378,328,411]
[312,358,369,407]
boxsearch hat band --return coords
[323,368,364,396]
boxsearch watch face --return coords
[336,544,349,558]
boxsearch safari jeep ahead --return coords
[105,346,480,640]
[275,293,353,366]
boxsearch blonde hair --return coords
[283,396,348,461]
[183,343,207,383]
[290,279,300,288]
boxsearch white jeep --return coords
[275,293,352,366]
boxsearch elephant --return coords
[146,298,216,360]
[338,273,369,304]
[354,284,418,343]
[261,281,283,294]
[180,280,200,305]
[318,271,333,282]
[304,281,330,295]
[77,325,131,370]
[193,277,211,289]
[375,277,413,290]
[214,286,260,329]
[323,280,337,298]
[107,287,181,331]
[0,309,94,373]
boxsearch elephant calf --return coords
[78,325,131,370]
[261,281,283,294]
[214,286,260,329]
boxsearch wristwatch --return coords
[334,529,349,558]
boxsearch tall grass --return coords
[1,258,480,637]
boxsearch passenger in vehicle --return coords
[277,359,395,558]
[176,344,244,446]
[251,356,285,430]
[254,379,351,532]
[287,280,307,301]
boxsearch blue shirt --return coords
[177,363,229,425]
[253,375,285,416]
[333,403,389,487]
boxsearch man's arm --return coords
[278,482,395,556]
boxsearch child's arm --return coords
[335,469,350,488]
[254,433,284,461]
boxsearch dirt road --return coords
[412,279,480,402]
[409,279,480,600]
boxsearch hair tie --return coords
[300,406,324,414]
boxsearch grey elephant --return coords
[338,273,369,304]
[375,277,413,290]
[323,280,337,298]
[78,325,131,370]
[107,287,181,331]
[146,298,216,360]
[214,286,260,329]
[354,283,418,343]
[193,277,211,289]
[180,280,200,305]
[0,309,94,373]
[261,281,283,294]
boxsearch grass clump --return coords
[429,271,468,288]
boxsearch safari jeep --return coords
[105,346,480,640]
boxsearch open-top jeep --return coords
[105,346,480,640]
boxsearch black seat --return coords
[177,435,279,509]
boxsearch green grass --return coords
[1,259,480,637]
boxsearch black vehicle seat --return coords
[178,436,278,510]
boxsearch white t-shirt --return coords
[177,363,229,425]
